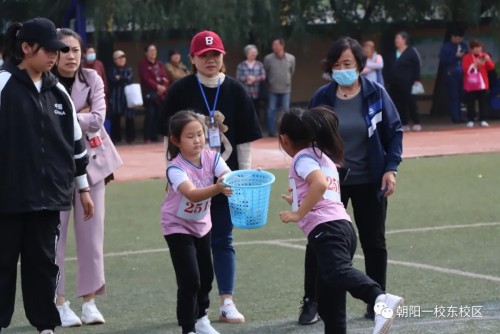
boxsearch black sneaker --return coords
[364,304,375,320]
[298,297,319,325]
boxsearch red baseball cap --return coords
[190,30,225,56]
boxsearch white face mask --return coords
[86,53,96,62]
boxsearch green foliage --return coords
[1,0,500,44]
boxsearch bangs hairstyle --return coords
[278,106,344,163]
[52,28,90,87]
[167,110,206,161]
[190,55,226,74]
[324,37,366,75]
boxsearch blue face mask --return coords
[86,53,96,62]
[331,68,359,86]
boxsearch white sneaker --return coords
[480,121,489,127]
[81,299,105,325]
[57,301,82,327]
[195,315,219,334]
[466,121,474,128]
[411,124,422,131]
[40,331,55,334]
[219,298,245,323]
[373,293,404,334]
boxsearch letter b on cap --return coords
[205,36,214,45]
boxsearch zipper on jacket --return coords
[39,95,47,208]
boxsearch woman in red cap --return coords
[159,30,262,334]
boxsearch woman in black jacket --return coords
[387,31,423,132]
[0,18,93,334]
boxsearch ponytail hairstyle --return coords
[167,110,206,161]
[52,28,89,87]
[278,106,344,163]
[3,22,40,65]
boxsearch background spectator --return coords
[108,50,136,144]
[236,44,266,127]
[387,31,422,132]
[439,28,468,123]
[165,49,190,83]
[361,40,384,85]
[263,38,295,137]
[462,39,495,128]
[138,43,169,143]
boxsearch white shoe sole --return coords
[374,297,404,334]
[60,321,82,328]
[82,318,105,325]
[219,315,245,323]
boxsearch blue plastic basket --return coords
[223,170,275,229]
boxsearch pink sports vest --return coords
[288,148,351,237]
[161,150,224,237]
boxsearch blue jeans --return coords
[267,92,290,135]
[210,195,235,295]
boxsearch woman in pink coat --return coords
[52,28,123,327]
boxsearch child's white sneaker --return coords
[195,315,219,334]
[219,298,245,323]
[373,293,404,334]
[39,331,55,334]
[57,301,82,327]
[81,299,105,325]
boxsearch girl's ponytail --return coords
[3,22,24,65]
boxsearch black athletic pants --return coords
[304,183,388,310]
[308,220,383,333]
[165,232,214,333]
[0,211,61,332]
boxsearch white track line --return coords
[385,222,500,235]
[62,222,500,283]
[266,242,500,283]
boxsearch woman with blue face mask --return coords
[294,37,404,328]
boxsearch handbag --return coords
[464,64,486,92]
[124,83,143,108]
[411,81,425,95]
[143,90,158,104]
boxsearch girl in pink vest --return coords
[162,110,232,334]
[278,106,403,334]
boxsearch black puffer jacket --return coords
[0,62,89,213]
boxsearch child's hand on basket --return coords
[216,177,233,197]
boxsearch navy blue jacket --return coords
[439,41,468,71]
[309,77,403,198]
[387,47,421,90]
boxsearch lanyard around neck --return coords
[197,76,221,123]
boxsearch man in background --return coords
[263,38,295,137]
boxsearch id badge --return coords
[208,123,221,149]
